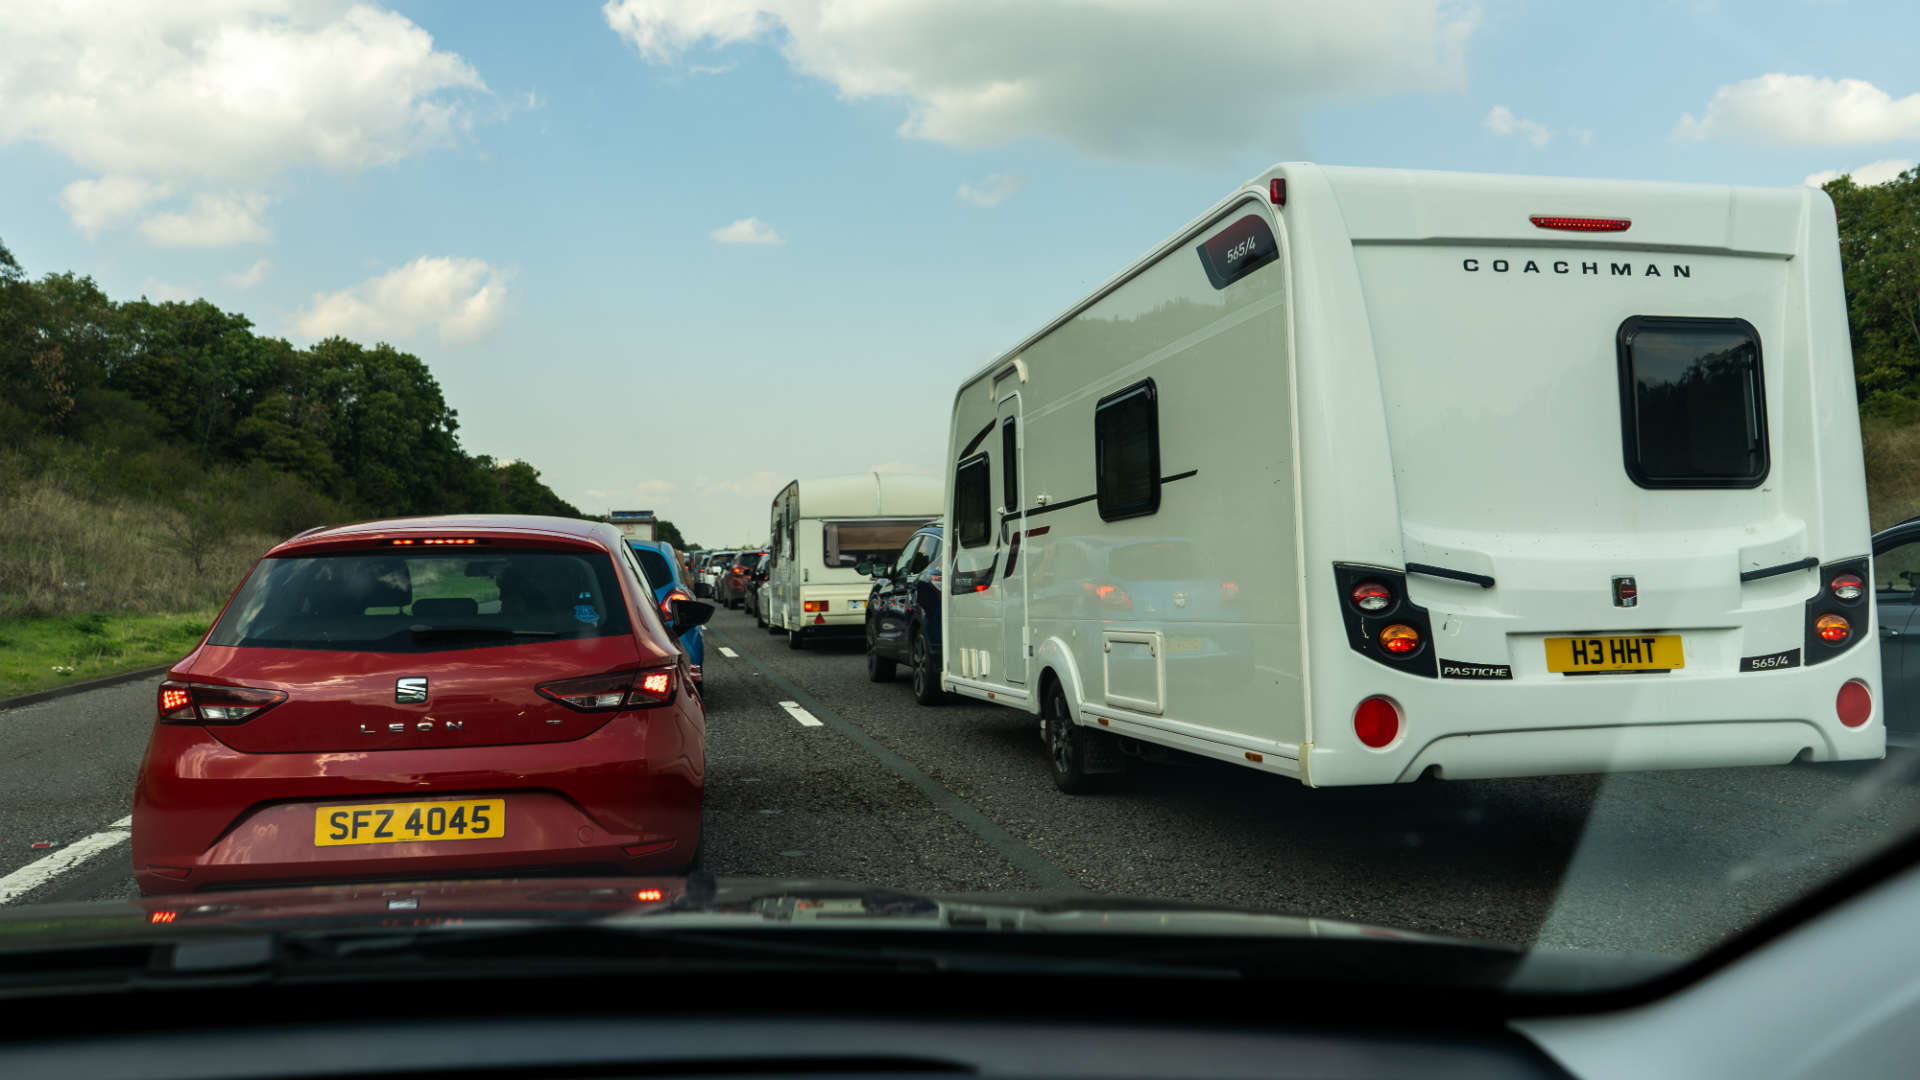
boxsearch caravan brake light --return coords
[1830,574,1864,601]
[1815,614,1851,643]
[1529,215,1630,233]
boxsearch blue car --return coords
[627,540,706,687]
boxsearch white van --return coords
[767,472,941,649]
[942,162,1883,792]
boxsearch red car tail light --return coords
[157,680,288,725]
[537,668,676,711]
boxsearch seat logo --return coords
[396,677,428,704]
[1612,577,1638,608]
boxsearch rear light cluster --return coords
[157,680,288,725]
[1805,558,1869,657]
[537,668,676,711]
[803,600,829,613]
[1333,568,1434,675]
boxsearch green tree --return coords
[654,518,692,550]
[1827,168,1920,414]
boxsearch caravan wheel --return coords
[1044,681,1100,794]
[788,628,806,650]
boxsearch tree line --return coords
[0,236,582,539]
[1826,167,1920,418]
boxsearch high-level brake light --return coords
[1529,215,1630,232]
[389,537,479,546]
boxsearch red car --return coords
[132,515,713,896]
[716,549,768,609]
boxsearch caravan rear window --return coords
[1617,316,1768,488]
[823,521,925,568]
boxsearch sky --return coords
[3,0,1918,547]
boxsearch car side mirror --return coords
[669,598,716,637]
[855,559,876,577]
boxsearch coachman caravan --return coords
[766,472,941,649]
[942,163,1883,792]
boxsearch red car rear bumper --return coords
[132,706,703,896]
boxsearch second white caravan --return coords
[942,163,1883,791]
[767,472,941,649]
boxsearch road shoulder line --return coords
[0,820,132,904]
[707,627,1079,892]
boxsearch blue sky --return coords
[3,1,1918,546]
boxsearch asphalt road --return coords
[5,605,1920,958]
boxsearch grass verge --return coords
[0,610,214,700]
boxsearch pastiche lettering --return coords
[1611,262,1632,276]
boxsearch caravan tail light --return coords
[1837,680,1873,728]
[1815,614,1851,644]
[1354,696,1401,748]
[1379,624,1421,655]
[1349,582,1392,612]
[1829,574,1864,602]
[803,600,828,613]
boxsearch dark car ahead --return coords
[1873,518,1920,741]
[743,551,774,625]
[716,548,767,609]
[132,515,714,895]
[860,522,945,705]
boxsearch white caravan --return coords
[942,162,1882,792]
[767,472,942,649]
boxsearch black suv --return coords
[860,523,945,705]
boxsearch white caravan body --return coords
[942,162,1882,787]
[768,472,942,643]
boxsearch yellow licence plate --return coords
[1166,635,1209,654]
[314,799,506,847]
[1544,634,1684,674]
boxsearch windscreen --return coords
[823,521,925,568]
[208,549,632,652]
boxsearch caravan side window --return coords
[1001,418,1018,512]
[954,454,992,548]
[1617,316,1768,488]
[1095,379,1161,521]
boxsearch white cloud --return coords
[1484,105,1553,148]
[603,0,1477,161]
[956,171,1030,208]
[1804,158,1916,187]
[1675,75,1920,146]
[0,2,486,234]
[138,192,272,247]
[59,176,171,236]
[224,258,272,289]
[710,217,784,245]
[1570,127,1594,146]
[294,256,510,344]
[140,279,197,303]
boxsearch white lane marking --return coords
[718,647,740,659]
[777,700,824,728]
[111,815,132,828]
[0,818,131,904]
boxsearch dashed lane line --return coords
[777,700,824,727]
[718,646,740,659]
[705,625,1079,892]
[0,816,131,904]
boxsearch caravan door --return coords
[998,390,1028,686]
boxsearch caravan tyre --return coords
[788,628,806,651]
[1045,681,1099,794]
